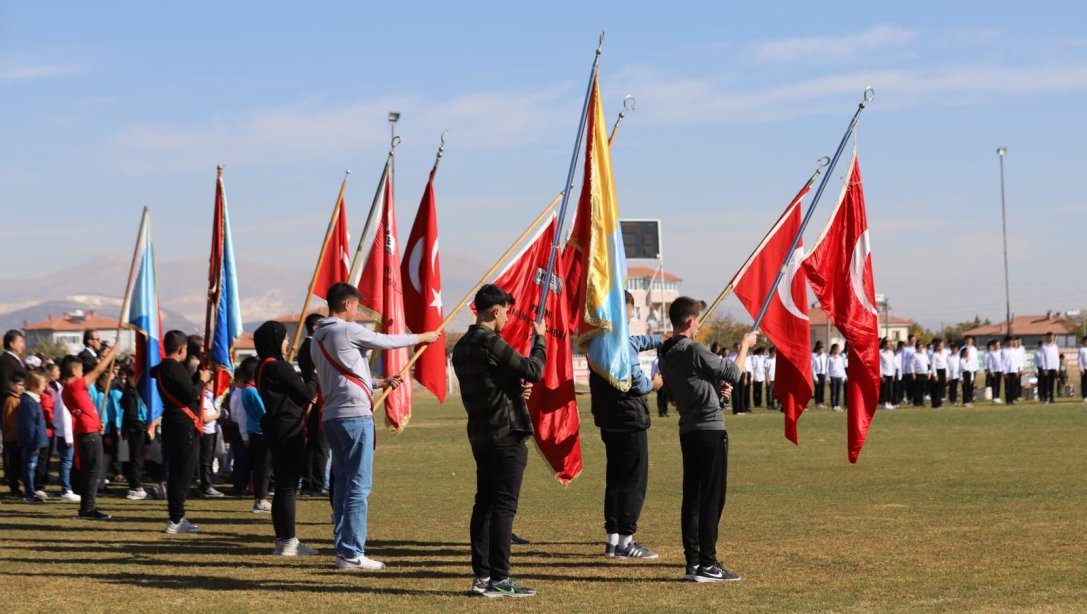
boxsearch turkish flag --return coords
[401,169,446,403]
[732,183,814,444]
[801,148,880,463]
[314,194,350,300]
[494,217,583,484]
[358,176,413,431]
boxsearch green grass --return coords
[2,398,1085,613]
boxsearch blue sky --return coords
[2,1,1086,328]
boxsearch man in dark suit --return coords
[0,330,25,392]
[78,329,101,371]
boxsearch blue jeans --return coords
[325,416,374,559]
[56,437,74,493]
[22,448,40,494]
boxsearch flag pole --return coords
[98,207,149,416]
[202,165,225,369]
[371,101,632,412]
[700,160,828,326]
[349,137,399,284]
[536,32,605,323]
[287,171,350,362]
[750,88,874,332]
[608,95,636,144]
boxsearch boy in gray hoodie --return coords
[657,296,756,583]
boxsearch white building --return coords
[23,310,136,354]
[625,266,681,336]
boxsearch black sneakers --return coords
[614,541,659,560]
[469,577,490,596]
[694,563,741,583]
[682,565,699,582]
[510,533,531,545]
[78,509,112,521]
[604,543,616,558]
[484,578,536,598]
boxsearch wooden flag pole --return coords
[370,192,562,411]
[98,207,149,416]
[287,171,350,362]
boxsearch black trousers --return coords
[963,371,975,404]
[680,429,728,568]
[103,430,122,478]
[733,376,748,414]
[912,375,926,406]
[751,381,763,407]
[33,439,53,491]
[948,378,959,404]
[766,381,777,410]
[163,425,199,523]
[125,428,146,490]
[470,438,527,581]
[988,371,1001,400]
[931,369,946,408]
[656,388,670,417]
[829,377,844,407]
[880,376,893,404]
[600,429,649,536]
[198,430,217,491]
[1004,373,1018,403]
[271,436,305,540]
[4,440,22,495]
[1081,372,1087,399]
[303,429,328,491]
[75,433,103,514]
[227,422,250,495]
[813,374,826,405]
[249,433,271,500]
[1044,369,1057,402]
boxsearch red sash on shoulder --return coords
[315,338,377,448]
[157,378,202,436]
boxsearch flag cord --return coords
[750,87,874,332]
[99,207,149,417]
[287,172,350,362]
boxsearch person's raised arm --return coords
[489,321,547,383]
[83,345,119,387]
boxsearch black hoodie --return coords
[657,335,741,435]
[254,321,316,444]
[151,357,201,434]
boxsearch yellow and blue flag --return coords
[123,208,164,427]
[568,74,631,392]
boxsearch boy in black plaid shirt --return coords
[452,284,546,598]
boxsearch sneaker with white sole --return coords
[614,541,659,560]
[164,517,201,534]
[201,487,225,498]
[34,490,48,500]
[335,553,385,570]
[604,543,616,558]
[252,500,271,513]
[126,488,148,500]
[469,577,491,596]
[484,578,535,598]
[695,563,741,583]
[681,564,699,582]
[60,490,81,503]
[277,538,319,556]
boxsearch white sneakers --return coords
[126,488,148,500]
[252,500,272,513]
[164,517,201,534]
[60,491,81,503]
[336,554,385,570]
[275,538,319,556]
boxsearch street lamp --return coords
[389,111,400,182]
[997,147,1012,336]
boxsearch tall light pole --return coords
[388,111,400,182]
[997,146,1011,335]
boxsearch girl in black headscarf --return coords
[253,320,318,556]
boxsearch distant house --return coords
[235,310,377,361]
[963,314,1079,349]
[625,266,681,335]
[808,304,913,350]
[23,310,135,354]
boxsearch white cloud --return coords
[750,25,919,63]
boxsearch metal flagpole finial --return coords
[433,130,449,170]
[596,31,605,55]
[817,156,831,168]
[622,94,636,113]
[217,164,224,171]
[860,87,875,108]
[391,135,401,150]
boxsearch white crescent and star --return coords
[407,236,443,311]
[850,230,879,315]
[777,246,809,321]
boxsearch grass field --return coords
[1,397,1085,613]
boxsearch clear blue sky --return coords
[3,1,1085,327]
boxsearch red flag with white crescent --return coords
[732,182,814,444]
[313,195,350,300]
[401,169,446,403]
[801,146,880,463]
[358,177,413,430]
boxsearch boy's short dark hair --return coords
[304,312,324,334]
[163,330,188,355]
[3,329,23,350]
[237,356,259,383]
[474,284,515,313]
[8,369,26,385]
[60,355,82,379]
[625,291,634,306]
[327,282,362,313]
[668,296,705,329]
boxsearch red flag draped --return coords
[494,218,583,484]
[358,178,413,431]
[732,184,814,444]
[801,148,879,463]
[314,196,350,300]
[401,169,446,403]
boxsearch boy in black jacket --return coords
[119,366,149,500]
[591,291,663,560]
[657,296,755,583]
[151,330,210,534]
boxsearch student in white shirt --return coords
[811,342,828,409]
[1001,337,1018,405]
[1013,337,1027,402]
[1078,336,1087,402]
[909,341,931,407]
[930,339,949,408]
[902,336,919,407]
[985,341,1002,403]
[947,343,962,406]
[826,344,846,411]
[893,341,905,405]
[750,348,766,409]
[765,348,778,411]
[1040,332,1061,404]
[879,338,895,410]
[199,388,224,498]
[961,336,979,407]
